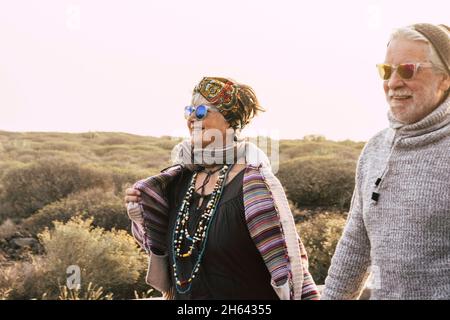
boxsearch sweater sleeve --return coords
[321,153,371,300]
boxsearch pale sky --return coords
[0,0,448,141]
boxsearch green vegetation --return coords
[297,211,347,284]
[21,187,130,235]
[0,130,364,299]
[0,217,147,300]
[278,156,356,208]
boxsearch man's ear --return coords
[439,73,450,92]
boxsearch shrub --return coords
[277,156,356,209]
[297,212,347,284]
[0,267,15,300]
[36,142,83,152]
[0,257,49,300]
[0,288,11,300]
[303,134,326,142]
[38,217,147,299]
[0,159,111,219]
[154,137,180,151]
[1,217,148,299]
[0,219,18,239]
[22,188,130,235]
[80,132,99,140]
[99,137,128,145]
[92,145,131,157]
[109,167,150,194]
[279,140,361,162]
[58,282,113,300]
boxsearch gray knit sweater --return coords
[322,96,450,300]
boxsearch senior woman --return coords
[125,77,319,300]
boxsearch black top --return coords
[167,167,279,300]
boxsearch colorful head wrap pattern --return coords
[193,77,265,129]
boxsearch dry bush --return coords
[37,217,147,299]
[0,159,111,219]
[279,140,361,162]
[99,137,128,145]
[297,212,347,284]
[1,217,148,299]
[58,282,114,300]
[0,257,49,300]
[0,219,18,239]
[22,188,129,235]
[109,167,150,194]
[278,155,356,209]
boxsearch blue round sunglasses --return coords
[184,105,219,120]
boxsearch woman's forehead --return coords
[191,93,211,107]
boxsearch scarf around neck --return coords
[171,139,272,171]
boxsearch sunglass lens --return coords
[377,64,392,80]
[397,63,415,79]
[184,106,194,119]
[195,105,208,120]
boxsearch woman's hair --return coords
[389,27,448,76]
[191,77,265,129]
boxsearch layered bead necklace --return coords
[172,164,233,294]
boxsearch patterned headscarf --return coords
[192,77,265,129]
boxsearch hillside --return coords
[0,131,365,299]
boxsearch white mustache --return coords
[388,90,413,97]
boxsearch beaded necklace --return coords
[172,164,233,294]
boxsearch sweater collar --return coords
[388,96,450,136]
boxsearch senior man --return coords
[322,23,450,300]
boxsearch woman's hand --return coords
[125,188,144,224]
[124,188,141,207]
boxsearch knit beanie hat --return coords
[412,23,450,75]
